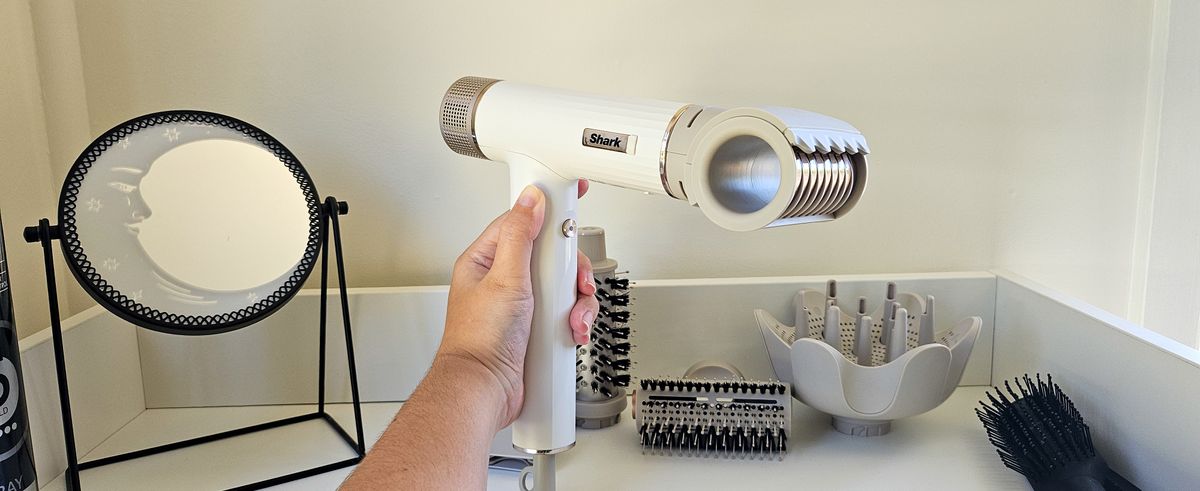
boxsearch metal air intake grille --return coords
[440,76,500,159]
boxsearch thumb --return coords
[490,185,546,283]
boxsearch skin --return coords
[341,181,598,490]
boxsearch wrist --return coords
[430,351,515,431]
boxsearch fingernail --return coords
[583,310,595,327]
[516,185,539,208]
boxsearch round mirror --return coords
[58,111,321,335]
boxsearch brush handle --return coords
[509,155,579,456]
[1031,456,1142,491]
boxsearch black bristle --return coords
[604,277,630,289]
[578,272,634,407]
[607,310,631,322]
[975,374,1131,489]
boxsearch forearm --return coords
[341,354,506,490]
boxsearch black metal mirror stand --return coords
[23,196,365,490]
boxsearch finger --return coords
[454,210,510,279]
[577,250,596,296]
[570,294,599,345]
[490,185,546,282]
[578,179,589,198]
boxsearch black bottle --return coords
[0,213,36,490]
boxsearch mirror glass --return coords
[137,140,309,291]
[61,112,320,334]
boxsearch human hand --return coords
[437,180,598,429]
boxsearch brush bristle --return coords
[636,377,791,459]
[577,272,633,400]
[976,374,1097,483]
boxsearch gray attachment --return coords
[575,387,628,429]
[887,308,909,362]
[576,226,632,428]
[822,303,841,350]
[826,279,837,306]
[881,282,898,346]
[832,417,893,437]
[519,454,556,491]
[577,226,616,273]
[756,279,972,439]
[636,377,792,460]
[919,295,935,345]
[797,306,810,340]
[854,314,873,365]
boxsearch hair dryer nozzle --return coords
[440,76,501,159]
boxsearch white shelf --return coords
[41,388,1026,490]
[22,273,1197,488]
[41,403,398,490]
[493,386,1024,490]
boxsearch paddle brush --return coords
[976,374,1139,491]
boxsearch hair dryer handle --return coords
[508,156,579,455]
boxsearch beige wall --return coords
[1134,0,1200,347]
[67,0,1154,311]
[0,0,73,338]
[3,1,1175,342]
[989,2,1154,319]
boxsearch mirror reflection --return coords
[138,139,309,292]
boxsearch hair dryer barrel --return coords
[440,76,870,231]
[442,77,686,196]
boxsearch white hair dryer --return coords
[440,77,869,489]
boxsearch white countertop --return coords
[42,387,1027,490]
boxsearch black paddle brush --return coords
[976,374,1139,491]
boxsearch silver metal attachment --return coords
[561,219,577,238]
[659,104,700,200]
[513,441,576,455]
[440,76,501,159]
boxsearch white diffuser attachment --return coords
[755,280,981,436]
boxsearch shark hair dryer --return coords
[440,76,869,489]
